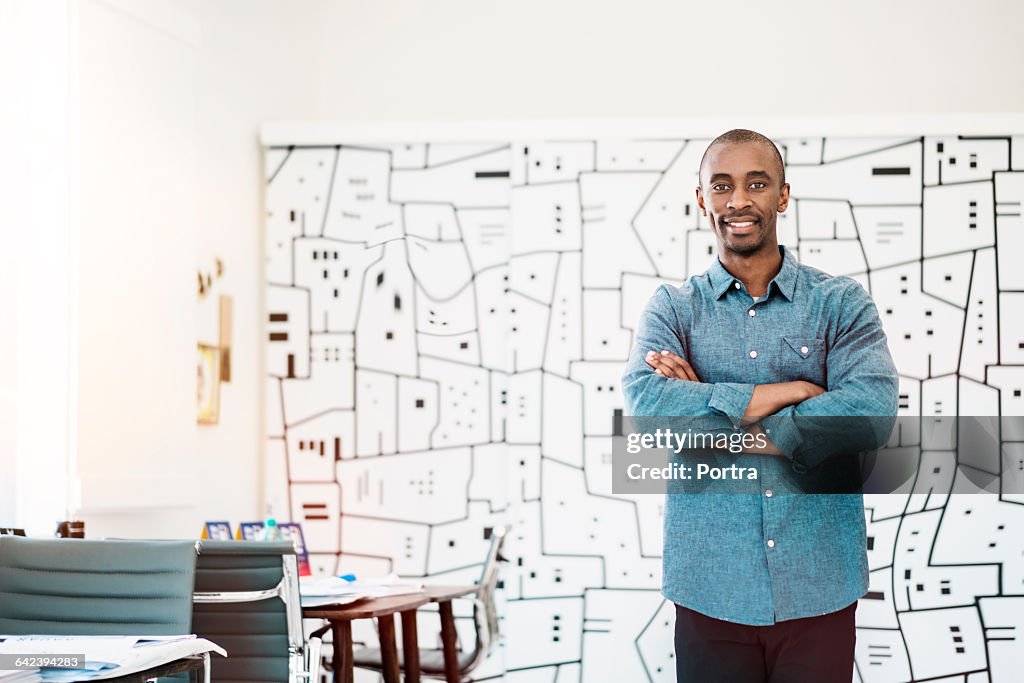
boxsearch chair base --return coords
[351,645,478,679]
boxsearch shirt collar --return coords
[706,245,799,301]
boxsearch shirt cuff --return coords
[760,406,807,473]
[707,383,756,429]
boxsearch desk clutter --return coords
[300,574,425,608]
[0,635,225,682]
[201,518,311,575]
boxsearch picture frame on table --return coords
[278,522,312,576]
[236,522,265,540]
[202,521,233,540]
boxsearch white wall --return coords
[74,0,201,537]
[309,0,1024,121]
[1,0,73,535]
[177,0,322,527]
[73,0,323,537]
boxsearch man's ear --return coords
[777,183,791,213]
[696,186,706,215]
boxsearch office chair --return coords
[0,536,207,681]
[351,525,509,681]
[192,539,320,683]
[0,536,197,635]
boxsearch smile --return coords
[723,217,758,234]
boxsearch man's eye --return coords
[750,182,767,190]
[712,184,730,191]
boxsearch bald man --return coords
[622,129,898,682]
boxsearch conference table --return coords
[304,584,478,683]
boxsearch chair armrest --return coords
[193,588,280,603]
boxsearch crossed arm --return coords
[622,284,899,470]
[646,349,825,425]
[645,348,823,455]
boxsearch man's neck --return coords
[719,243,783,298]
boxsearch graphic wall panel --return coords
[265,134,1024,682]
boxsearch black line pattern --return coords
[264,135,1024,682]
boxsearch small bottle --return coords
[260,518,282,541]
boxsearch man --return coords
[621,129,898,682]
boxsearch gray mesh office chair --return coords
[192,539,320,683]
[351,525,508,681]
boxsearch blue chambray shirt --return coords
[621,245,898,625]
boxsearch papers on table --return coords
[0,634,226,681]
[300,573,424,607]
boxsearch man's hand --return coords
[742,380,825,425]
[645,350,700,382]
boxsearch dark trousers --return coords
[674,602,857,683]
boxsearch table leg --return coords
[378,613,401,683]
[400,609,421,683]
[438,600,460,683]
[331,620,354,683]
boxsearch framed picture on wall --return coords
[197,343,221,425]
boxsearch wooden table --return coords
[304,584,478,683]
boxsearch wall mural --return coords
[264,133,1024,682]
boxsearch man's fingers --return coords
[674,356,700,382]
[655,350,700,382]
[645,350,696,381]
[645,352,682,379]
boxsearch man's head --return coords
[696,129,790,257]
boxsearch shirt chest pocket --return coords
[777,336,827,384]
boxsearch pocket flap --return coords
[783,336,825,359]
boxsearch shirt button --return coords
[800,345,809,354]
[748,309,756,317]
[734,282,741,290]
[765,489,773,498]
[749,350,758,359]
[767,539,775,548]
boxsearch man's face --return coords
[696,142,790,256]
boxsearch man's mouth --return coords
[722,217,758,233]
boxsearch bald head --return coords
[699,129,786,187]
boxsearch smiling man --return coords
[621,129,899,682]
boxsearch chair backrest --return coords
[0,536,197,635]
[192,540,302,682]
[469,525,509,664]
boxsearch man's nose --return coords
[727,189,752,210]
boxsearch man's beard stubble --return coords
[718,221,772,256]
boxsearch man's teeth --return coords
[728,221,754,227]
